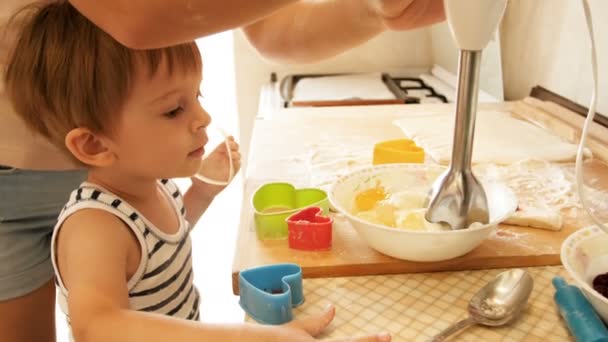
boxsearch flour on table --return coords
[305,137,372,190]
[476,160,608,231]
[394,111,590,165]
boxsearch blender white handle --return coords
[444,0,508,51]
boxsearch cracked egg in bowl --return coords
[328,164,517,262]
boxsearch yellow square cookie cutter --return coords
[372,139,425,165]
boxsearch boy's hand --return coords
[191,136,241,197]
[282,304,391,342]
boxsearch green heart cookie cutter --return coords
[252,182,329,240]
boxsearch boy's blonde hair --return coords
[4,1,201,153]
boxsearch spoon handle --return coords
[428,316,475,342]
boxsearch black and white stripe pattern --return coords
[51,179,200,334]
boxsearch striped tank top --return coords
[51,179,200,338]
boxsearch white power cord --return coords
[575,0,607,233]
[193,125,234,186]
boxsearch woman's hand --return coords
[368,0,445,30]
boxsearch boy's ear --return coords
[65,128,116,167]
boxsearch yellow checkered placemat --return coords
[246,266,574,341]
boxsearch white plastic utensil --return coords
[193,124,234,186]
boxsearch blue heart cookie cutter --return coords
[238,263,304,325]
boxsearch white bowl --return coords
[328,164,517,262]
[561,225,608,323]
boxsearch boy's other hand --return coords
[192,136,241,197]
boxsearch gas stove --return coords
[258,65,499,119]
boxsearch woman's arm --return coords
[67,0,298,49]
[68,0,444,62]
[242,0,445,63]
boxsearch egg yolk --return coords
[355,187,387,211]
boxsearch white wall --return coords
[233,28,433,158]
[197,32,239,140]
[500,0,607,114]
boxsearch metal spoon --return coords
[429,269,534,342]
[425,50,489,230]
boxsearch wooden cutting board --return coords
[231,99,608,294]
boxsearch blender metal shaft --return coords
[452,50,481,172]
[425,49,489,230]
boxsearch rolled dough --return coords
[394,111,589,165]
[476,160,578,231]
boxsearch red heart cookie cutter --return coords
[286,206,333,251]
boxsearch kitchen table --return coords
[234,99,608,340]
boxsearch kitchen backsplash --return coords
[501,0,607,115]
